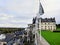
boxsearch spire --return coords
[39,2,44,15]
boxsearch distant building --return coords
[33,17,56,31]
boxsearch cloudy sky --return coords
[0,0,60,27]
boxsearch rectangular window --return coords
[51,26,52,30]
[45,26,47,30]
[48,23,50,25]
[45,23,46,25]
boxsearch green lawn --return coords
[40,30,60,45]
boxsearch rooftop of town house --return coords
[0,33,14,42]
[0,31,24,41]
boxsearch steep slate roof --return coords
[32,17,36,24]
[14,31,24,36]
[32,17,56,24]
[40,18,56,22]
[32,17,37,24]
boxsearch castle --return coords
[32,17,56,31]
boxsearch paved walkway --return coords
[36,31,50,45]
[40,36,50,45]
